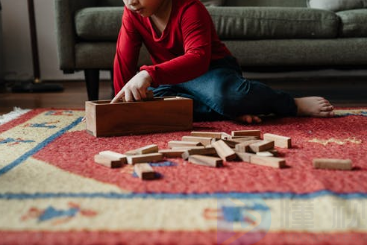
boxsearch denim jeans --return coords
[151,56,297,121]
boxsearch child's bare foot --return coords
[236,115,262,124]
[294,97,334,117]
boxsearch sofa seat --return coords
[208,7,339,39]
[336,9,367,37]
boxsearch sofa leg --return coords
[84,69,99,101]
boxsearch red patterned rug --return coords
[0,108,367,245]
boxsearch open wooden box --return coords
[85,97,193,137]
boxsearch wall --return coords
[1,0,109,81]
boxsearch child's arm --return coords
[113,7,144,99]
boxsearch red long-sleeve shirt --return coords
[113,0,231,93]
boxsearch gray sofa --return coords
[55,0,367,100]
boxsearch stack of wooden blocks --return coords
[95,129,353,180]
[94,129,351,181]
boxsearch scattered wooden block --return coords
[248,140,274,153]
[94,154,124,168]
[159,149,186,158]
[212,140,237,161]
[188,155,223,168]
[269,149,279,157]
[236,152,286,168]
[222,139,241,148]
[221,132,232,140]
[256,151,274,157]
[236,152,254,162]
[182,136,215,146]
[99,151,127,164]
[234,140,262,153]
[250,155,286,168]
[182,147,218,160]
[85,97,193,137]
[125,144,159,155]
[313,158,352,170]
[134,163,156,180]
[171,146,206,151]
[229,136,261,141]
[231,130,261,138]
[263,133,291,148]
[126,153,163,165]
[191,131,223,139]
[168,141,203,148]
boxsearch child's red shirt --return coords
[113,0,232,92]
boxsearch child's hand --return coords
[111,70,152,103]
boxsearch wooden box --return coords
[85,97,193,137]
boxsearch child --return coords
[111,0,334,123]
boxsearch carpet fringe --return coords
[0,107,31,125]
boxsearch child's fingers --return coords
[131,88,142,101]
[139,89,147,99]
[124,90,135,102]
[253,116,262,123]
[110,89,125,103]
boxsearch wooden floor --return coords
[0,77,366,115]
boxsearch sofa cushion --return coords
[225,0,306,7]
[200,0,224,6]
[337,9,367,37]
[307,0,367,12]
[76,6,339,41]
[208,7,339,39]
[75,7,123,41]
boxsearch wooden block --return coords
[221,132,232,140]
[94,154,124,168]
[159,149,186,158]
[236,152,254,162]
[269,149,279,157]
[182,147,218,160]
[263,133,291,148]
[134,163,156,180]
[231,130,261,138]
[125,144,159,155]
[229,136,261,141]
[171,146,206,151]
[222,139,241,148]
[212,140,237,161]
[98,151,127,164]
[182,136,215,146]
[127,153,163,165]
[188,155,223,168]
[191,131,223,139]
[236,152,285,168]
[250,155,286,168]
[85,97,193,137]
[168,141,202,148]
[256,151,274,157]
[248,140,274,153]
[313,158,352,170]
[234,140,262,153]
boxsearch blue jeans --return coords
[151,56,297,121]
